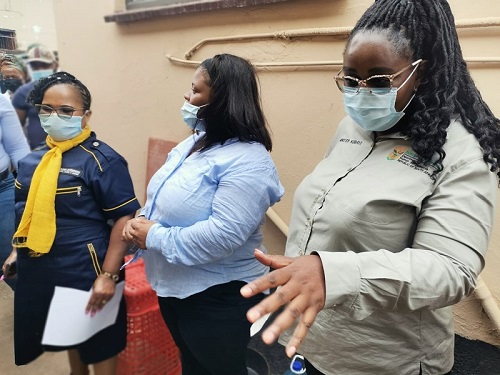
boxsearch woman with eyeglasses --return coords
[122,54,284,375]
[241,1,500,374]
[2,71,140,375]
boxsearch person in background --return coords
[2,72,140,375]
[122,54,284,375]
[0,93,30,290]
[241,1,500,374]
[0,54,28,99]
[12,45,57,149]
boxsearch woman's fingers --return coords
[122,220,134,241]
[241,267,293,321]
[284,305,319,357]
[242,255,326,354]
[254,249,294,269]
[121,218,153,249]
[86,296,111,315]
[85,278,116,316]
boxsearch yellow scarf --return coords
[12,126,92,255]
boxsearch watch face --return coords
[102,271,119,282]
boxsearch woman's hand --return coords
[122,216,155,249]
[240,249,326,357]
[2,249,18,278]
[85,275,116,317]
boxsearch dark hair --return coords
[194,54,273,152]
[27,71,91,110]
[348,0,500,178]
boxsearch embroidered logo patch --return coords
[387,146,437,180]
[387,146,409,160]
[59,168,82,177]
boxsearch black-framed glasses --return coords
[334,59,423,95]
[35,104,85,120]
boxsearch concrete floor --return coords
[3,275,500,375]
[0,279,289,375]
[0,281,69,375]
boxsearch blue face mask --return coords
[344,88,416,132]
[31,69,54,81]
[39,114,83,141]
[181,101,206,132]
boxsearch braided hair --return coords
[28,71,92,110]
[348,0,500,178]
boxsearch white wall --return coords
[0,0,57,51]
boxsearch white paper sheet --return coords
[250,312,271,337]
[42,282,124,346]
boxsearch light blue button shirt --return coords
[141,133,284,298]
[0,94,30,172]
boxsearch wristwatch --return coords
[100,270,119,282]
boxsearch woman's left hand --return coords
[85,276,116,316]
[122,216,155,249]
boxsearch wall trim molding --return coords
[104,0,291,23]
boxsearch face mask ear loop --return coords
[395,62,421,93]
[195,103,209,134]
[400,93,416,113]
[395,62,421,114]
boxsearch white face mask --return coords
[344,88,411,132]
[181,101,206,132]
[342,60,420,132]
[39,114,83,141]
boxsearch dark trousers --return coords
[158,281,264,375]
[305,358,453,375]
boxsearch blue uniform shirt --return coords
[15,132,141,281]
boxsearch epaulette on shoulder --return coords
[78,139,118,173]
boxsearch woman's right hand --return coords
[2,249,18,278]
[122,216,154,249]
[240,249,326,357]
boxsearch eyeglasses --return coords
[35,104,85,120]
[334,59,423,95]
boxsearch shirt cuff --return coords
[145,223,163,251]
[313,250,360,309]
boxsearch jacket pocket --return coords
[56,186,82,197]
[87,243,102,277]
